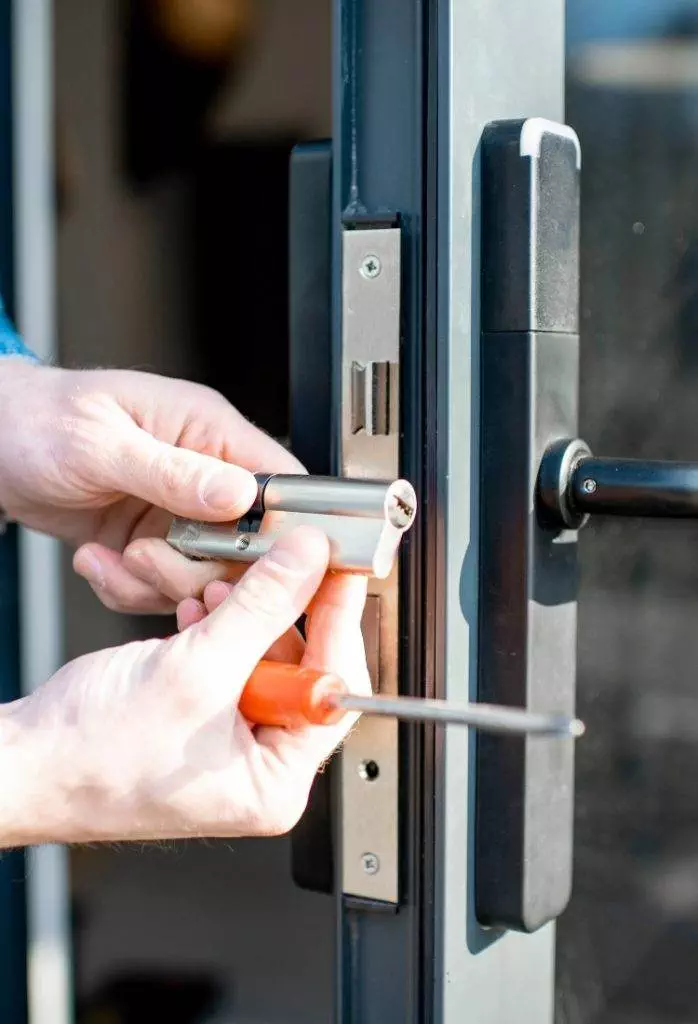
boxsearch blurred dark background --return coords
[56,3,334,1022]
[558,2,698,1022]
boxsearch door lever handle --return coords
[539,438,698,529]
[476,117,583,934]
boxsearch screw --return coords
[361,852,380,875]
[234,536,251,551]
[360,254,381,279]
[582,478,597,495]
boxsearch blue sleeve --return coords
[0,297,38,361]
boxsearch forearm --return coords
[0,656,197,848]
[0,698,60,847]
[0,359,61,526]
[0,693,106,848]
[0,691,137,848]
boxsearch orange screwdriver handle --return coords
[238,660,349,729]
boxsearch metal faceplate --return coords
[340,224,401,903]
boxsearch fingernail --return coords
[203,580,234,611]
[76,549,105,589]
[201,468,256,515]
[205,580,234,598]
[177,597,206,632]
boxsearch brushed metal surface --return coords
[340,226,401,903]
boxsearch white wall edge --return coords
[13,1,73,1022]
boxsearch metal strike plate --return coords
[340,222,401,904]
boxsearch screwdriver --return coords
[239,661,585,738]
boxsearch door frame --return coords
[333,2,568,1020]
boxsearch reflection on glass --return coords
[558,3,698,1022]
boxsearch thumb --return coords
[189,527,330,700]
[111,425,258,520]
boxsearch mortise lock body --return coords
[167,473,417,579]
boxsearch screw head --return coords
[360,254,381,279]
[581,478,597,495]
[234,535,251,551]
[361,852,380,875]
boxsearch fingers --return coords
[173,546,370,802]
[303,574,370,686]
[177,582,305,666]
[123,537,240,602]
[176,597,206,631]
[220,409,306,476]
[203,580,305,663]
[302,574,368,656]
[112,370,306,476]
[185,527,329,701]
[76,520,241,612]
[201,579,234,612]
[257,574,371,768]
[125,504,173,545]
[109,423,258,521]
[73,544,176,615]
[263,628,305,665]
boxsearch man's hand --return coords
[0,529,370,846]
[0,360,302,613]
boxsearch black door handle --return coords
[476,118,698,936]
[476,118,582,934]
[539,438,698,527]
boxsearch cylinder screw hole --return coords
[358,759,380,782]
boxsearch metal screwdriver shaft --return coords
[237,661,585,738]
[330,692,584,738]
